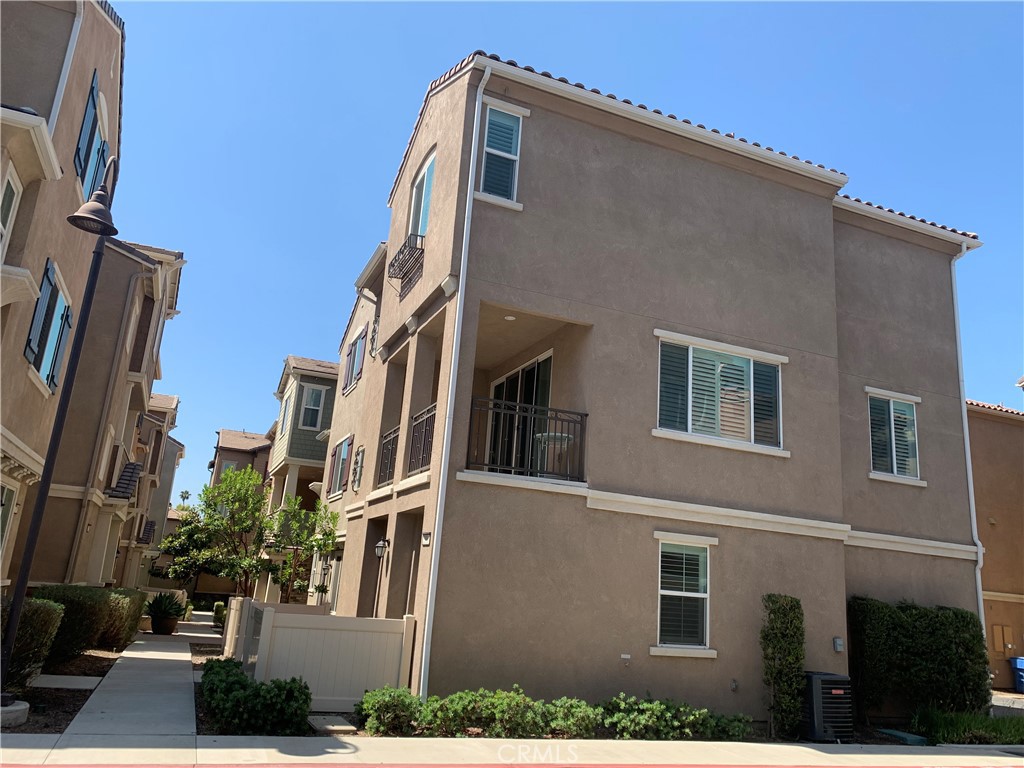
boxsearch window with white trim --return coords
[279,394,292,434]
[24,260,73,393]
[481,108,521,200]
[300,385,326,430]
[658,341,781,448]
[343,327,366,391]
[869,395,919,479]
[1,164,23,261]
[409,154,435,237]
[328,436,353,495]
[659,541,709,647]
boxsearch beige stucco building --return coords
[321,51,983,719]
[208,428,272,488]
[968,399,1024,690]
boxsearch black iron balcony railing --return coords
[377,425,400,488]
[388,234,425,299]
[408,403,437,475]
[467,397,587,482]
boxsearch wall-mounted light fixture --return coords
[374,538,390,559]
[421,532,432,546]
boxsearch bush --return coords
[912,708,1024,745]
[357,686,422,736]
[0,597,64,694]
[480,685,546,737]
[848,597,990,720]
[420,689,489,736]
[760,593,806,739]
[33,585,110,662]
[97,588,147,650]
[212,601,226,628]
[545,697,602,738]
[201,657,310,736]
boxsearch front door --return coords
[489,355,552,474]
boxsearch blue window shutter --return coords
[24,261,56,365]
[658,343,688,431]
[75,71,99,179]
[869,396,893,473]
[752,362,780,447]
[46,305,73,392]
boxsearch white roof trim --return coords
[473,57,849,189]
[355,242,387,290]
[833,196,982,249]
[1,107,62,181]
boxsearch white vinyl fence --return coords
[223,597,415,711]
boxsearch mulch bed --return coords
[190,643,223,671]
[194,682,216,735]
[43,649,120,678]
[0,688,91,734]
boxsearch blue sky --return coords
[108,2,1023,500]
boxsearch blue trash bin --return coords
[1010,657,1024,694]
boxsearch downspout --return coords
[951,241,985,633]
[419,64,492,698]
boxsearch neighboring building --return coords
[968,399,1024,690]
[140,432,184,584]
[316,52,985,718]
[5,237,183,586]
[1,0,126,585]
[267,356,338,512]
[207,428,272,487]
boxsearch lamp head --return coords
[374,538,390,559]
[67,183,118,236]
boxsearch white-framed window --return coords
[279,394,292,434]
[24,259,73,393]
[300,384,327,430]
[1,164,24,261]
[409,154,435,237]
[343,327,367,391]
[868,389,920,479]
[481,107,522,201]
[328,436,353,496]
[220,460,237,475]
[658,539,710,648]
[657,333,783,450]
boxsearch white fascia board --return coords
[355,242,387,290]
[0,107,62,181]
[833,196,983,250]
[472,57,848,189]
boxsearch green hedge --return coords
[201,658,310,735]
[848,597,989,720]
[760,593,806,739]
[912,708,1024,745]
[33,585,110,662]
[0,597,65,694]
[97,588,147,650]
[356,686,752,740]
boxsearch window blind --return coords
[658,342,688,431]
[869,396,893,474]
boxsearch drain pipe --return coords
[951,241,985,634]
[418,64,492,697]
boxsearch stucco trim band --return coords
[652,428,791,458]
[653,530,719,547]
[455,470,588,496]
[649,646,718,659]
[49,484,105,507]
[0,265,41,306]
[982,591,1024,604]
[366,486,394,503]
[396,472,431,493]
[0,107,62,181]
[0,426,45,477]
[846,530,978,561]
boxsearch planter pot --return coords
[151,617,179,635]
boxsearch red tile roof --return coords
[967,399,1024,418]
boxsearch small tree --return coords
[159,510,223,590]
[760,593,806,740]
[180,490,191,505]
[270,496,339,603]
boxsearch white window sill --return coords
[344,502,364,520]
[868,472,927,488]
[27,365,52,399]
[342,382,359,397]
[366,485,393,503]
[474,191,523,212]
[456,470,588,496]
[651,428,790,458]
[396,472,431,493]
[326,490,344,502]
[649,645,718,659]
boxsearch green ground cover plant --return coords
[911,709,1024,745]
[200,657,311,736]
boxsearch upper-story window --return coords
[657,333,783,451]
[24,260,73,393]
[343,326,367,392]
[328,436,353,496]
[1,164,23,261]
[75,71,109,198]
[482,107,521,201]
[279,393,292,434]
[867,389,920,480]
[300,385,327,430]
[409,154,435,237]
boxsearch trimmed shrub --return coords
[97,588,147,650]
[201,657,311,736]
[356,686,422,736]
[480,685,546,737]
[33,585,110,662]
[212,601,226,628]
[545,697,602,738]
[420,689,489,736]
[0,597,65,694]
[848,597,989,720]
[760,593,806,739]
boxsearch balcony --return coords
[408,403,436,475]
[387,234,424,300]
[377,426,400,488]
[467,397,587,482]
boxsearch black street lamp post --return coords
[1,158,120,705]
